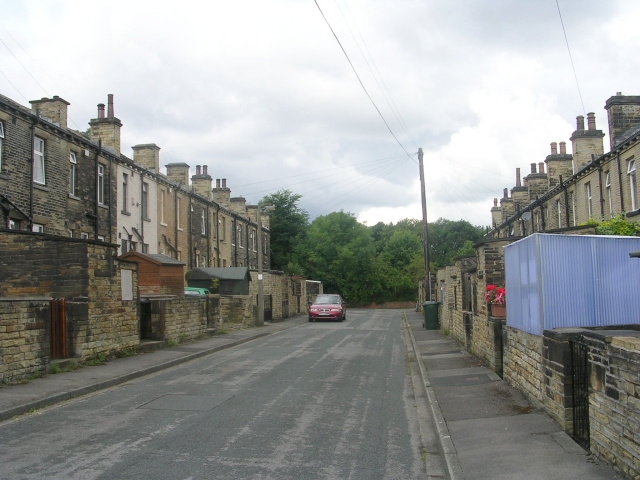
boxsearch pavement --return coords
[0,316,309,423]
[403,310,622,480]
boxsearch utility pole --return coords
[418,148,431,302]
[256,204,274,326]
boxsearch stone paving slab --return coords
[403,310,621,480]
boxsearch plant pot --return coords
[490,303,506,317]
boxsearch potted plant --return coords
[484,284,506,317]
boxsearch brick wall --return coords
[0,299,49,382]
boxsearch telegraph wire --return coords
[0,38,50,99]
[313,0,418,166]
[555,0,586,117]
[338,0,419,150]
[0,67,29,103]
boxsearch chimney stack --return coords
[107,94,114,118]
[494,198,498,206]
[503,188,508,198]
[203,165,208,176]
[216,178,221,188]
[222,178,227,188]
[550,142,558,155]
[605,93,640,149]
[576,115,585,131]
[587,112,596,130]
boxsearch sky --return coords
[1,0,640,228]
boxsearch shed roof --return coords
[189,267,251,281]
[120,251,185,266]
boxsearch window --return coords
[605,172,612,216]
[32,223,44,233]
[160,190,165,224]
[122,174,129,213]
[177,197,182,230]
[629,159,637,211]
[231,220,235,246]
[201,209,206,235]
[142,243,148,253]
[97,164,105,205]
[67,229,73,237]
[121,239,128,253]
[557,200,562,228]
[9,219,20,230]
[222,259,227,267]
[586,182,593,218]
[69,152,77,196]
[571,192,576,226]
[81,232,89,239]
[237,223,243,248]
[34,137,45,184]
[201,255,206,267]
[142,182,149,219]
[251,230,257,252]
[0,121,4,171]
[220,216,226,240]
[98,235,105,242]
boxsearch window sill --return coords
[177,227,183,232]
[68,194,81,201]
[98,204,109,210]
[160,222,167,227]
[627,209,640,218]
[143,217,151,222]
[33,183,50,192]
[121,210,131,216]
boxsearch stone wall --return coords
[0,299,49,382]
[220,296,254,327]
[583,333,640,478]
[503,326,544,407]
[161,297,208,342]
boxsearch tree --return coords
[428,218,485,269]
[260,189,309,272]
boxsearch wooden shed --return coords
[119,251,185,296]
[187,267,251,295]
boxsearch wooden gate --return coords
[50,298,67,359]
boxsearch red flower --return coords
[485,284,506,305]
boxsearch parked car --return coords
[308,294,346,322]
[184,287,210,296]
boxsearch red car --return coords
[308,294,346,322]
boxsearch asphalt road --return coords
[0,309,425,480]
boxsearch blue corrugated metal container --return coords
[505,233,640,335]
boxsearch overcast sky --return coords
[2,0,639,227]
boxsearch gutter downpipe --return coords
[29,118,35,231]
[188,194,193,269]
[107,150,112,244]
[206,204,210,267]
[617,153,625,212]
[215,205,220,267]
[95,139,101,238]
[174,185,179,261]
[140,172,144,250]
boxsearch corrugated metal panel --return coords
[505,234,640,335]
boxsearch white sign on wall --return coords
[121,269,133,301]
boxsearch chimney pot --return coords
[516,168,521,187]
[222,178,227,188]
[503,188,508,199]
[616,92,622,96]
[494,198,498,206]
[531,163,537,174]
[196,165,201,175]
[587,112,596,130]
[538,162,545,174]
[576,115,585,131]
[203,165,208,176]
[559,141,566,154]
[107,94,114,118]
[216,178,221,188]
[97,103,105,119]
[550,142,558,155]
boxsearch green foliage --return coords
[48,363,61,374]
[428,218,485,269]
[260,189,310,271]
[594,215,640,236]
[85,352,109,366]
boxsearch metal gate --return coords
[571,339,590,450]
[50,298,67,359]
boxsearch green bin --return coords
[422,301,440,330]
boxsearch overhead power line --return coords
[313,0,417,165]
[555,0,586,117]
